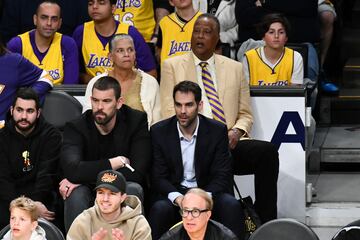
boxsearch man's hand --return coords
[109,156,130,170]
[59,178,80,200]
[228,128,244,149]
[92,228,107,240]
[174,195,184,207]
[112,228,125,240]
[34,201,55,221]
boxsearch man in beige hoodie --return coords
[66,170,151,240]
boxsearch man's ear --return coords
[197,100,203,112]
[111,4,116,14]
[108,52,114,64]
[169,0,175,7]
[116,96,124,110]
[33,14,37,26]
[206,210,212,221]
[37,108,41,119]
[57,18,63,31]
[120,193,127,203]
[31,220,38,231]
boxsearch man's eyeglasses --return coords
[179,208,209,218]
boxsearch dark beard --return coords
[15,119,36,132]
[93,111,113,125]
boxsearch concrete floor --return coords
[312,227,339,240]
[307,173,360,239]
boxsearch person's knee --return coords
[66,185,92,204]
[320,11,335,26]
[262,142,279,163]
[213,193,244,225]
[65,185,93,215]
[214,193,240,210]
[255,142,279,175]
[150,200,174,215]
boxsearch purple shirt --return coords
[72,21,156,73]
[7,30,80,84]
[0,53,52,120]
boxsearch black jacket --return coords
[61,105,151,188]
[151,115,233,196]
[159,220,239,240]
[0,116,61,203]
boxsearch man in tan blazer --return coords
[159,13,279,223]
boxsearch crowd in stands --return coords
[0,0,346,239]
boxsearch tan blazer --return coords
[160,52,253,136]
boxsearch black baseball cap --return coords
[94,170,127,193]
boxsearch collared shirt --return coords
[192,53,217,120]
[168,117,200,203]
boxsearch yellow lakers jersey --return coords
[19,31,63,85]
[245,47,294,86]
[82,21,129,77]
[114,0,155,42]
[159,11,202,65]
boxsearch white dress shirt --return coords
[168,117,200,203]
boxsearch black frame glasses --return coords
[179,208,209,218]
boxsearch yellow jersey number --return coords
[114,12,135,26]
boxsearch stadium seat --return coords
[332,219,360,240]
[248,218,319,240]
[41,90,82,131]
[286,43,309,78]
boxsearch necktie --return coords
[199,62,226,125]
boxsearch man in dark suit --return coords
[149,81,244,239]
[160,13,279,225]
[60,76,151,231]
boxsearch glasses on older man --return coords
[179,208,209,218]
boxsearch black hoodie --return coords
[0,116,61,205]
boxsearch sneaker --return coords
[321,81,339,94]
[319,68,339,94]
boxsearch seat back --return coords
[38,218,65,240]
[220,42,231,58]
[332,219,360,240]
[248,218,319,240]
[286,43,309,78]
[0,218,64,240]
[41,90,82,131]
[0,224,9,238]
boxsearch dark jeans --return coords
[148,193,245,240]
[64,181,144,232]
[231,139,279,223]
